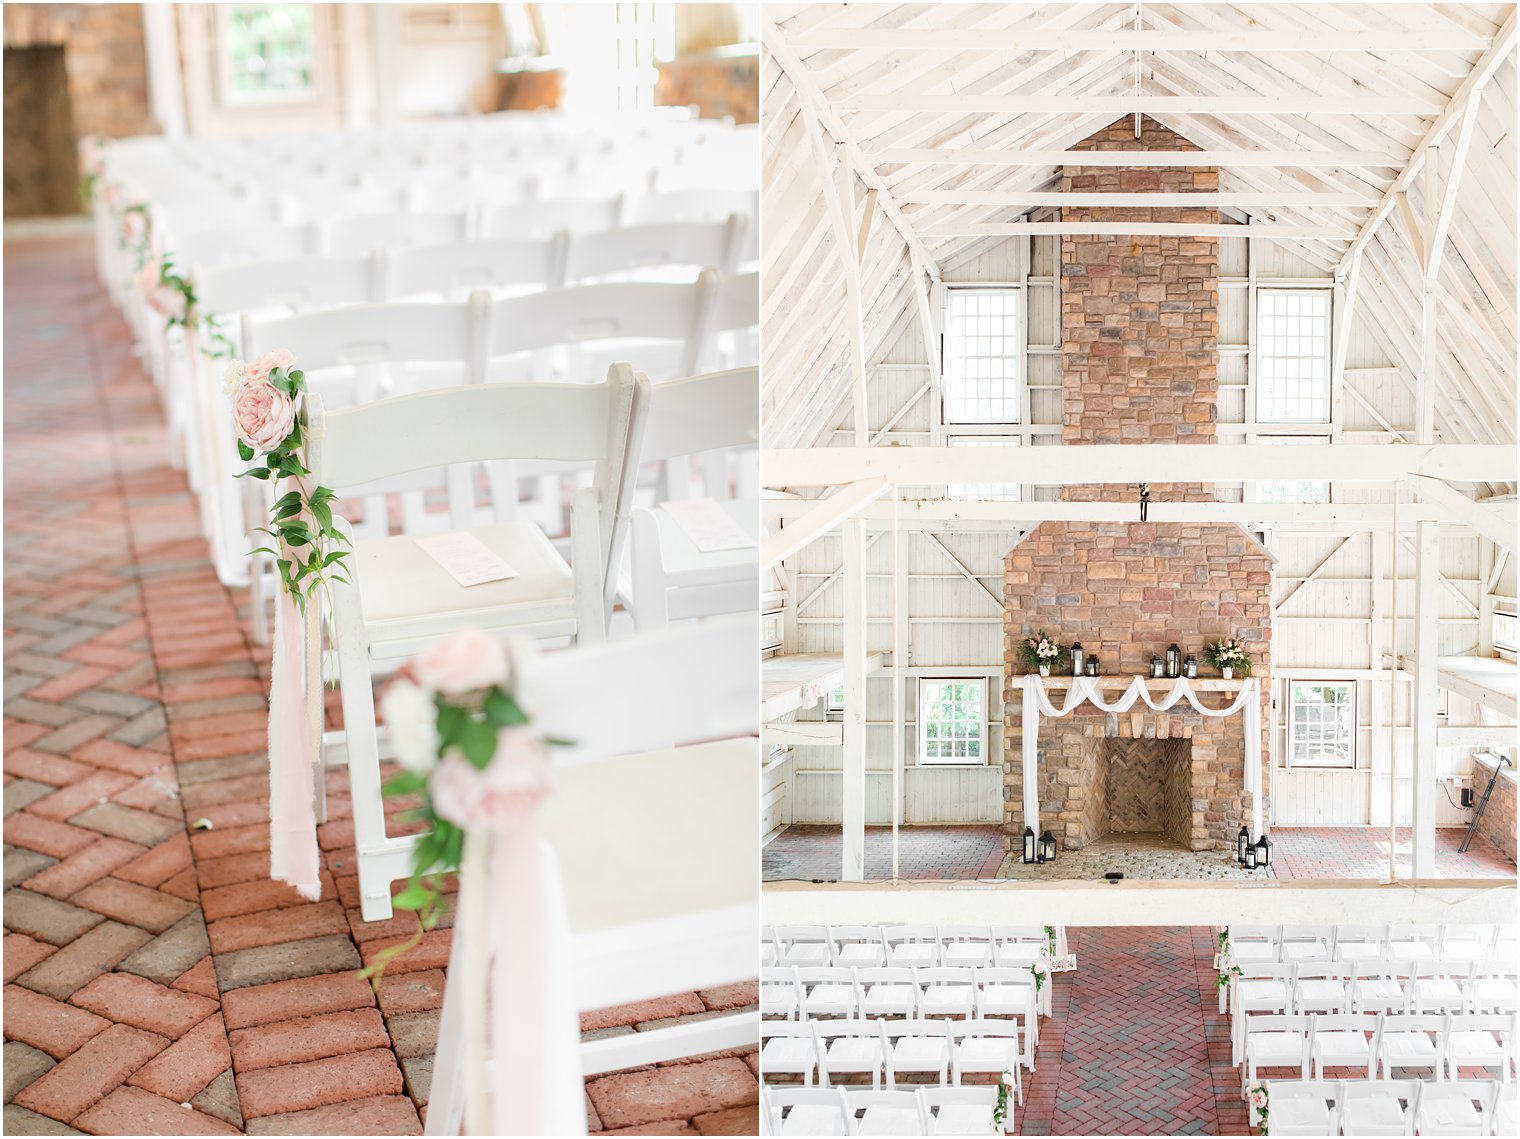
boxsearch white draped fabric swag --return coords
[1019,675,1264,840]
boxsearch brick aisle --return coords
[4,234,757,1136]
[1016,928,1249,1137]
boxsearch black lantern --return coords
[1243,839,1258,870]
[1070,641,1085,677]
[1184,655,1199,679]
[1039,830,1058,863]
[1151,656,1164,679]
[1236,825,1251,866]
[1165,644,1181,678]
[1022,826,1037,864]
[1085,655,1100,677]
[1254,834,1271,870]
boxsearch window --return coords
[825,685,844,722]
[1495,612,1518,655]
[1288,682,1355,768]
[918,678,986,765]
[947,435,1020,502]
[1257,290,1331,423]
[1257,436,1329,505]
[218,5,318,107]
[943,288,1021,424]
[761,610,783,653]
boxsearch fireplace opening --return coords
[1089,736,1193,850]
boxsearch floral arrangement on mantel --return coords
[1245,1080,1269,1133]
[993,1069,1016,1130]
[1204,638,1252,679]
[226,350,350,611]
[367,630,565,972]
[1019,633,1068,677]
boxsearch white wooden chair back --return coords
[565,216,744,282]
[382,236,568,299]
[174,222,317,268]
[322,209,470,256]
[625,187,758,226]
[195,255,382,318]
[479,194,622,239]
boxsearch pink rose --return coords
[414,629,510,696]
[145,282,186,321]
[135,259,161,294]
[121,210,145,244]
[232,379,297,453]
[1249,1089,1267,1110]
[429,729,550,830]
[245,349,296,385]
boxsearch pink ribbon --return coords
[267,568,322,901]
[491,811,545,1135]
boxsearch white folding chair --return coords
[1338,1077,1419,1135]
[775,925,833,969]
[383,236,567,300]
[1229,925,1282,965]
[939,927,994,970]
[973,968,1039,1068]
[310,369,648,920]
[764,1085,851,1137]
[884,926,940,969]
[1347,955,1410,1015]
[799,967,860,1020]
[1280,925,1335,962]
[322,209,469,256]
[628,367,759,632]
[762,1021,820,1086]
[1412,958,1474,1014]
[885,1020,953,1088]
[831,926,888,969]
[916,968,977,1019]
[479,194,623,239]
[1442,925,1497,963]
[1333,924,1388,961]
[1443,1012,1515,1082]
[951,1021,1023,1102]
[1308,1013,1379,1079]
[1387,924,1442,962]
[842,1088,928,1137]
[1378,1013,1445,1078]
[1231,963,1295,1064]
[1293,962,1352,1015]
[1415,1081,1489,1136]
[816,1020,892,1091]
[1489,1080,1516,1135]
[424,617,758,1136]
[1469,958,1520,1014]
[918,1086,999,1136]
[763,966,803,1021]
[1242,1014,1310,1095]
[989,926,1047,968]
[564,216,745,282]
[857,967,919,1019]
[1261,1079,1339,1137]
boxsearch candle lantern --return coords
[1236,825,1251,866]
[1165,643,1181,678]
[1243,839,1258,870]
[1039,830,1058,863]
[1254,834,1271,870]
[1022,826,1037,864]
[1070,641,1085,677]
[1085,655,1099,678]
[1151,656,1164,679]
[1184,655,1198,679]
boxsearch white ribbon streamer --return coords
[1020,675,1264,839]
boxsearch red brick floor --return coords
[762,825,1006,882]
[3,235,757,1136]
[762,824,1515,882]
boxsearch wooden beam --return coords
[843,95,1445,115]
[1275,536,1352,612]
[1407,475,1519,554]
[764,444,1517,489]
[765,22,939,276]
[1330,249,1362,440]
[841,518,867,883]
[1335,8,1518,276]
[856,188,878,270]
[916,222,1348,241]
[922,532,1003,611]
[1426,93,1484,280]
[761,477,892,570]
[762,723,843,747]
[1395,192,1428,272]
[1437,725,1519,748]
[868,148,1405,168]
[899,191,1371,207]
[1410,520,1440,879]
[790,28,1495,52]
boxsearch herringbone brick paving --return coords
[3,234,757,1136]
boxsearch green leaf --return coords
[237,439,254,462]
[382,770,427,797]
[391,881,431,911]
[459,720,497,769]
[436,704,467,746]
[237,466,271,480]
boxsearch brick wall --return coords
[3,4,154,140]
[656,51,759,125]
[1003,118,1272,854]
[1472,753,1517,866]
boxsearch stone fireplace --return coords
[1002,118,1273,854]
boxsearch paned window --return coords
[1257,289,1331,423]
[1494,612,1517,655]
[947,435,1020,502]
[218,5,318,107]
[943,289,1021,424]
[918,678,986,765]
[1288,682,1355,768]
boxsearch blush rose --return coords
[232,379,297,453]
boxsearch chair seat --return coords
[1382,1034,1438,1063]
[1413,979,1464,1005]
[1342,1101,1406,1132]
[1296,980,1346,1005]
[804,986,856,1017]
[995,946,1042,967]
[983,984,1034,1011]
[828,1040,886,1069]
[1239,980,1289,1005]
[782,1105,847,1136]
[1282,943,1328,960]
[921,988,975,1017]
[1271,1101,1332,1130]
[1351,980,1404,1007]
[862,987,916,1017]
[1472,977,1519,1007]
[647,499,759,585]
[1448,1030,1503,1057]
[1419,1100,1482,1129]
[929,1105,994,1135]
[761,1039,815,1071]
[761,990,798,1017]
[838,945,886,968]
[354,523,575,646]
[943,945,991,968]
[889,946,936,968]
[956,1039,1019,1070]
[1248,1031,1306,1064]
[1233,944,1276,962]
[892,1039,951,1070]
[1389,942,1436,960]
[857,1108,923,1136]
[1314,1033,1370,1060]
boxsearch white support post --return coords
[372,2,401,130]
[141,4,187,139]
[1389,484,1401,880]
[891,495,906,882]
[1411,519,1441,879]
[1418,146,1439,445]
[1330,249,1362,442]
[841,517,868,883]
[1479,541,1496,656]
[1369,530,1389,827]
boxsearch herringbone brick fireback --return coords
[1105,737,1192,845]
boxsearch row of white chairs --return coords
[1227,924,1516,965]
[762,1084,1007,1137]
[1228,958,1519,1026]
[1265,1078,1515,1136]
[1238,1012,1516,1093]
[763,1018,1027,1095]
[765,924,1059,971]
[766,966,1042,1042]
